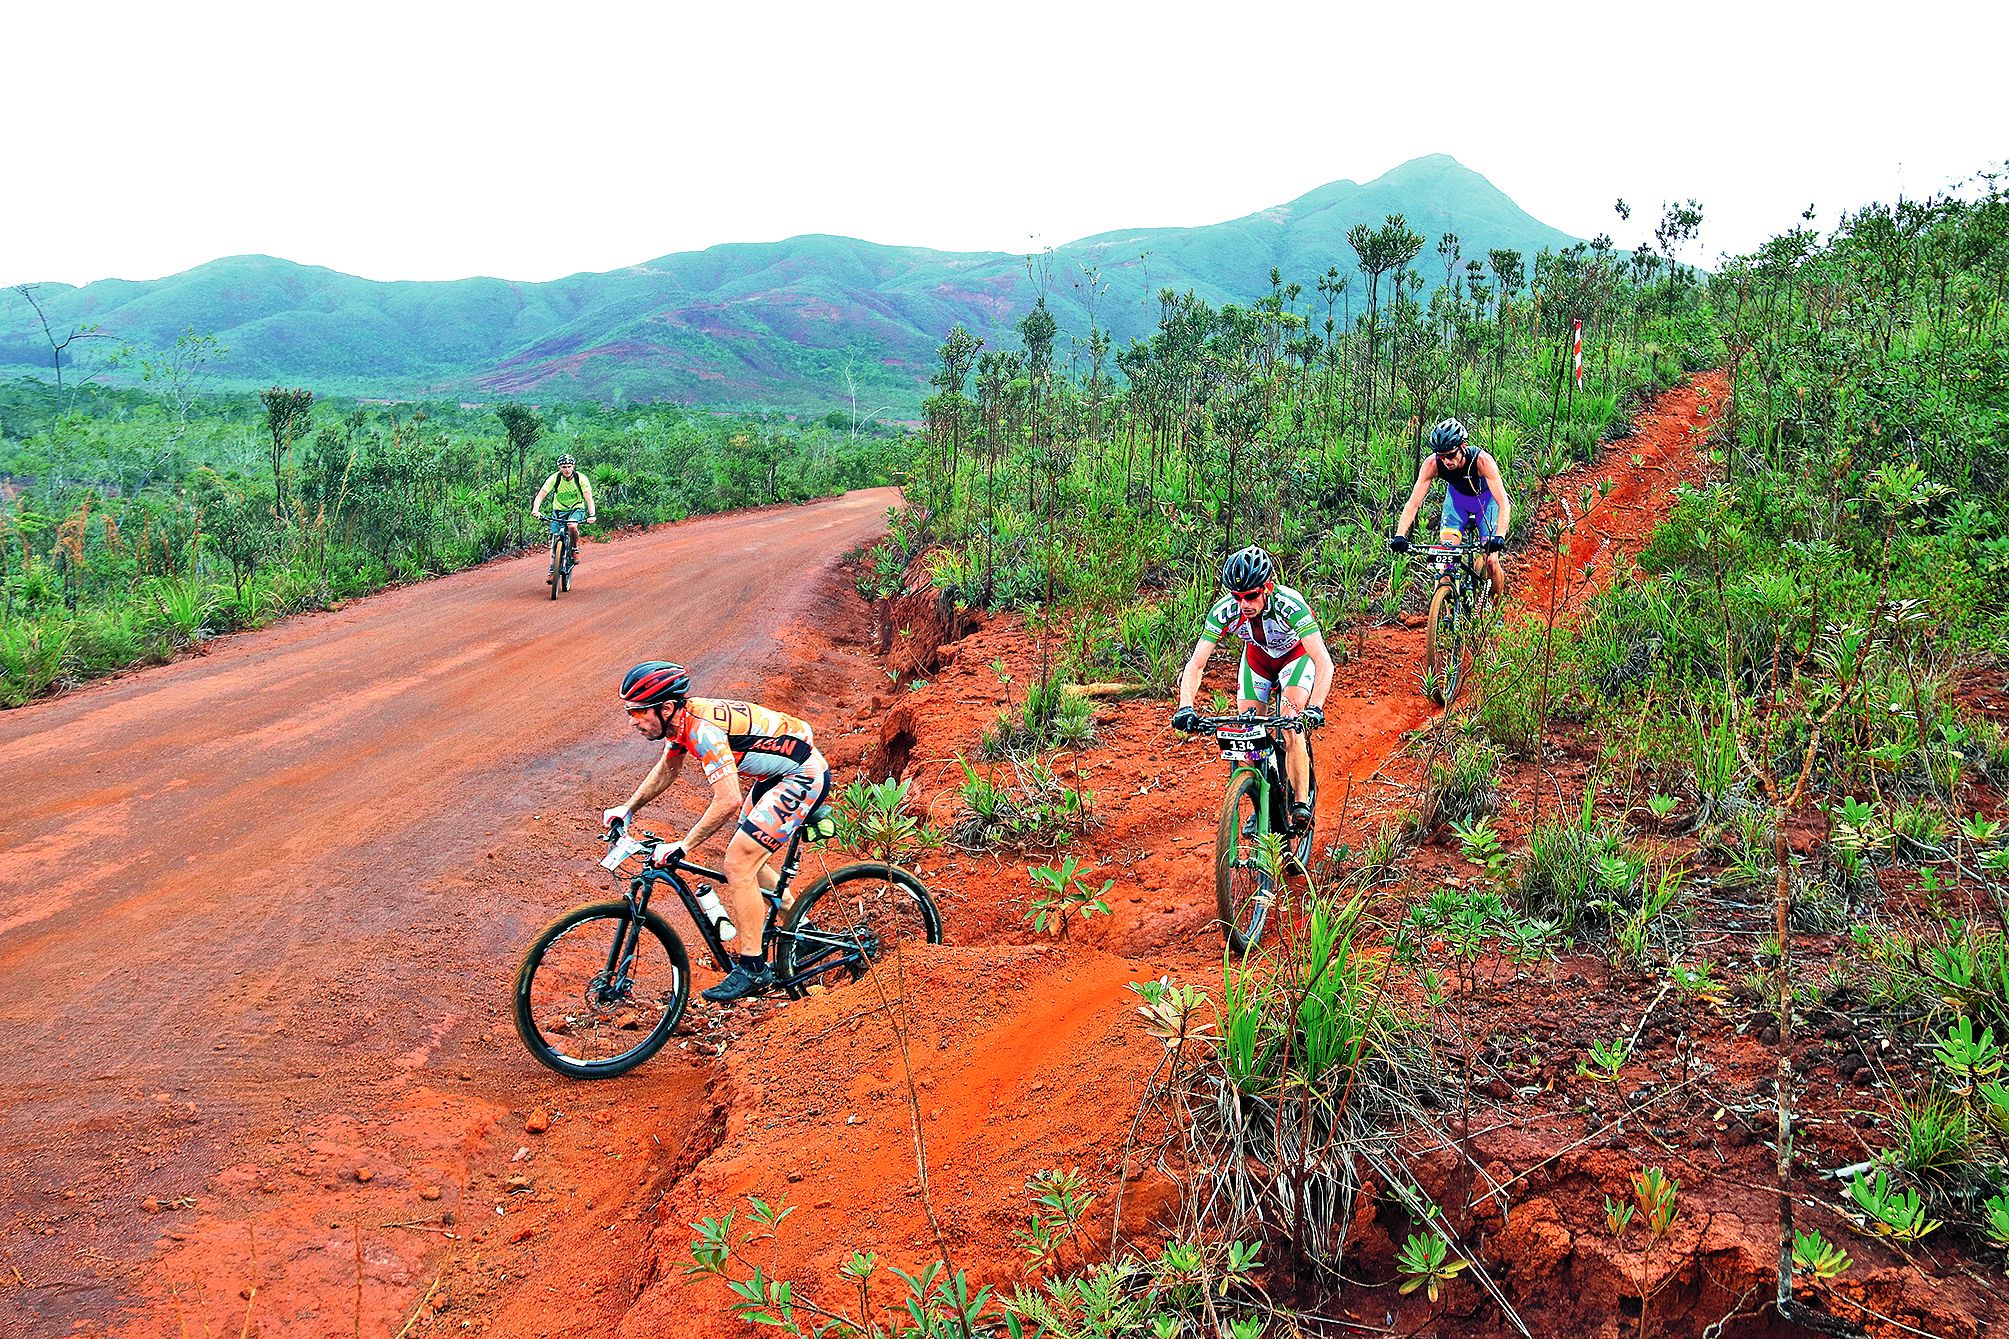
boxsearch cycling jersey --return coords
[1200,584,1321,661]
[546,471,588,510]
[662,698,817,782]
[1435,448,1493,497]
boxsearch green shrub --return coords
[982,676,1095,757]
[324,546,386,601]
[0,617,70,706]
[1515,789,1650,934]
[145,576,217,646]
[70,601,150,674]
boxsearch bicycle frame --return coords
[603,817,849,994]
[1424,540,1487,608]
[1205,710,1306,835]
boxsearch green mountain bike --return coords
[1201,711,1317,954]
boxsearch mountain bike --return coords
[1200,711,1317,954]
[1421,539,1492,705]
[512,808,943,1078]
[541,511,586,598]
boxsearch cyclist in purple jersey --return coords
[1388,418,1512,603]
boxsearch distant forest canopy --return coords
[2,156,1618,415]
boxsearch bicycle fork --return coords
[598,886,653,1001]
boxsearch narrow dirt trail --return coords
[630,376,1726,1333]
[0,489,900,1337]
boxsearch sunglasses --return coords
[625,705,659,719]
[1232,589,1267,605]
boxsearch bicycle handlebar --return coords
[601,819,726,882]
[1196,712,1308,733]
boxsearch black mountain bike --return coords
[1201,711,1317,954]
[543,514,584,598]
[1421,539,1491,705]
[513,808,943,1078]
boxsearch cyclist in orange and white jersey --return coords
[603,661,829,1003]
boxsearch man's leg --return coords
[701,829,780,1003]
[1281,681,1313,818]
[722,830,773,946]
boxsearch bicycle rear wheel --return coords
[1425,584,1468,705]
[1216,768,1274,953]
[775,863,941,998]
[513,902,689,1078]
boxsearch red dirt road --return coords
[0,489,900,1337]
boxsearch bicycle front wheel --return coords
[1425,584,1467,705]
[776,863,941,999]
[548,536,563,599]
[513,902,690,1078]
[1217,768,1275,954]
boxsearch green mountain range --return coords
[2,155,1581,413]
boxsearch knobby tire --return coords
[775,863,941,999]
[513,901,690,1078]
[1216,768,1273,954]
[1425,583,1467,705]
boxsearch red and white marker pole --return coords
[1572,318,1583,390]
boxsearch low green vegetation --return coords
[0,378,902,704]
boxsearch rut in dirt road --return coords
[0,488,898,1337]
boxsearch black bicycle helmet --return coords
[1428,418,1469,454]
[1219,545,1275,593]
[619,660,690,708]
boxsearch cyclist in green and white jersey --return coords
[1170,545,1332,826]
[531,453,597,561]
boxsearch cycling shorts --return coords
[1440,490,1498,543]
[737,749,831,852]
[1239,645,1314,704]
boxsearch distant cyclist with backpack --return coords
[1387,418,1512,602]
[1169,546,1332,827]
[531,454,596,564]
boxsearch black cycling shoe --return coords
[1289,800,1314,829]
[701,962,772,1004]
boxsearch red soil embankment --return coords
[627,374,1754,1334]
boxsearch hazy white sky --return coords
[8,1,2003,288]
